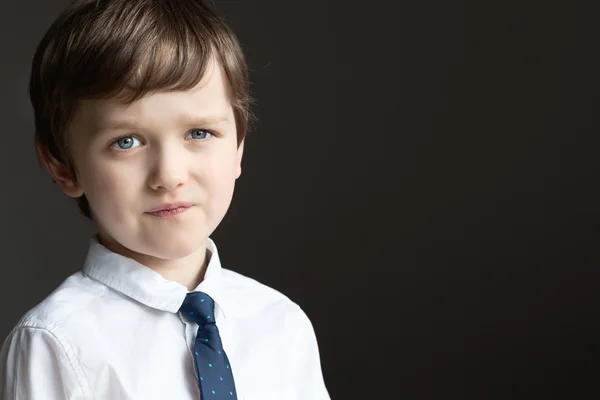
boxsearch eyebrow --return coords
[101,115,231,132]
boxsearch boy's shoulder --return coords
[218,267,305,316]
[12,271,108,333]
[218,268,316,342]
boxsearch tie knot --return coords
[179,291,215,326]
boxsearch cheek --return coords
[202,155,238,207]
[80,165,139,219]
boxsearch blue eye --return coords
[112,136,141,150]
[186,129,213,140]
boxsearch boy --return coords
[0,0,330,399]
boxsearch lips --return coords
[146,202,194,213]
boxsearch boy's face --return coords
[44,58,244,263]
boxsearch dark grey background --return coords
[1,0,598,399]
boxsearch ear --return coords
[235,138,245,179]
[36,140,84,198]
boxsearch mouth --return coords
[145,202,194,217]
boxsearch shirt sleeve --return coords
[287,305,331,400]
[0,326,88,400]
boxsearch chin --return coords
[159,241,205,260]
[136,233,205,260]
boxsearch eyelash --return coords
[110,129,215,151]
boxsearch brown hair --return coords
[30,0,254,219]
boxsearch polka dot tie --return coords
[179,292,238,399]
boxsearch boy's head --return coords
[31,0,252,261]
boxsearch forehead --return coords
[73,58,233,130]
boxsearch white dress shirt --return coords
[0,236,330,400]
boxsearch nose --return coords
[147,141,189,192]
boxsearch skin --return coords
[38,58,245,291]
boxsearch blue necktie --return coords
[179,292,238,399]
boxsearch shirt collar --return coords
[82,235,229,318]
